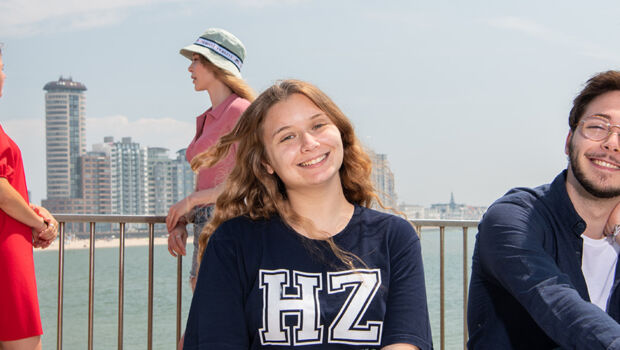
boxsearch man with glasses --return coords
[468,70,620,349]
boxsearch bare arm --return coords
[0,177,46,231]
[166,182,225,231]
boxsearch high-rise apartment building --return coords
[80,150,111,215]
[147,147,196,215]
[43,77,86,199]
[172,148,195,204]
[109,137,148,215]
[368,151,398,209]
[103,137,195,216]
[42,147,112,232]
[147,147,174,215]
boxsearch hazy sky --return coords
[1,0,619,206]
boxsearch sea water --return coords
[34,227,477,349]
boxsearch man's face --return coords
[566,90,620,198]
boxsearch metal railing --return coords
[53,214,173,350]
[411,219,479,350]
[51,215,478,350]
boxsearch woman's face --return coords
[0,55,5,98]
[187,53,215,92]
[261,93,344,193]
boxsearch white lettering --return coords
[327,269,383,345]
[194,37,243,70]
[258,269,383,346]
[259,269,323,345]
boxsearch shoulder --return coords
[356,206,417,244]
[224,95,251,117]
[476,181,561,255]
[482,183,552,228]
[0,128,15,162]
[0,127,12,149]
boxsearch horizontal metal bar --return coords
[410,219,479,227]
[54,214,166,224]
[53,215,478,228]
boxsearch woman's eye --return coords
[279,134,294,143]
[313,123,326,130]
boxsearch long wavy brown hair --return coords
[199,56,255,102]
[191,79,381,269]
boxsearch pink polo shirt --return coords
[185,93,250,192]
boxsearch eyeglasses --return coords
[578,115,620,141]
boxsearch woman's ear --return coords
[263,162,274,175]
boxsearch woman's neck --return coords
[207,80,233,109]
[287,181,354,238]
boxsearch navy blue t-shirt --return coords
[184,205,432,350]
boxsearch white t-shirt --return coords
[581,234,620,311]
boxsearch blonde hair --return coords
[192,79,382,269]
[199,56,255,102]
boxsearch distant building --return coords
[41,146,112,232]
[109,137,148,215]
[399,203,427,220]
[398,193,487,221]
[42,76,91,230]
[147,147,174,216]
[171,148,195,206]
[147,147,196,215]
[368,151,398,209]
[428,192,487,220]
[43,77,87,199]
[79,150,111,215]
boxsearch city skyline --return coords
[2,1,620,207]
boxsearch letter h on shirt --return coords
[259,269,323,346]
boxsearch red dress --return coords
[0,124,42,340]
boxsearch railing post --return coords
[440,226,445,350]
[148,223,155,350]
[88,222,96,350]
[463,227,469,350]
[118,223,125,350]
[177,255,183,346]
[56,222,65,350]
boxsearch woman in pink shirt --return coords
[166,28,254,290]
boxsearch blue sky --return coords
[1,0,619,206]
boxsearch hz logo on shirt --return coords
[258,269,383,346]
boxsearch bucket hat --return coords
[180,28,246,78]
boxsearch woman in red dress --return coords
[0,44,59,349]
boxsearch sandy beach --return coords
[42,235,194,251]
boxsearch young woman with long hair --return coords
[183,80,432,349]
[166,28,254,291]
[0,44,59,350]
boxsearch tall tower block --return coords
[43,77,87,199]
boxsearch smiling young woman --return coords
[183,80,432,350]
